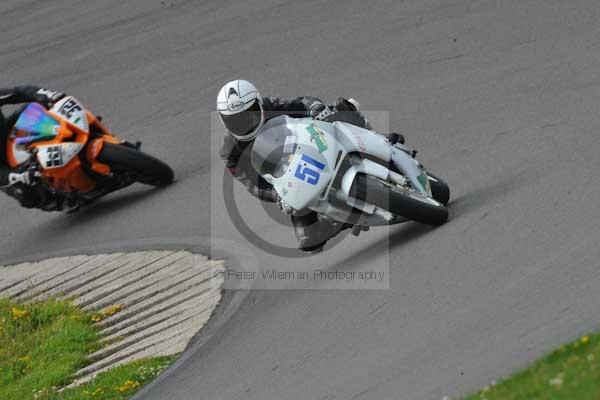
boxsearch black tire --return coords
[97,143,174,187]
[427,172,450,205]
[349,174,448,226]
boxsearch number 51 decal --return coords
[294,154,325,185]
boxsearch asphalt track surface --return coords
[2,1,600,399]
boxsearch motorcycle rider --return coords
[0,85,66,210]
[217,79,396,252]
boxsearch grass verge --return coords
[465,332,600,400]
[0,297,174,400]
[42,357,175,400]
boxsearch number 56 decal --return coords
[294,154,325,185]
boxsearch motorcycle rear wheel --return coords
[97,143,174,187]
[349,174,448,226]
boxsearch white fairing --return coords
[268,117,395,211]
[11,142,31,165]
[50,96,89,132]
[36,143,84,169]
[258,116,438,226]
[270,118,337,210]
[333,121,392,161]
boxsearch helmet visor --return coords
[221,100,262,137]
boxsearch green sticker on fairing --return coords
[305,124,328,153]
[417,172,430,193]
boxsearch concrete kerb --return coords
[0,236,257,390]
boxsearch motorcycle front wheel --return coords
[426,172,450,206]
[349,173,448,226]
[97,143,174,187]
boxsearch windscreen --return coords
[13,103,60,145]
[251,117,298,178]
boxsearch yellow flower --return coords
[91,314,102,323]
[102,304,125,318]
[116,379,140,393]
[11,307,29,320]
[90,387,104,396]
[581,336,590,344]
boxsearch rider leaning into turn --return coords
[0,85,65,210]
[217,79,397,252]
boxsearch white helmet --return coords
[217,80,264,141]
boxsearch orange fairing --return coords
[5,140,20,168]
[86,138,110,175]
[6,101,122,194]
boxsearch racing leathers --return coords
[219,96,372,252]
[0,85,65,210]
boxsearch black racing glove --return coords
[32,88,65,109]
[309,97,364,124]
[329,97,373,129]
[309,102,334,121]
[13,86,65,109]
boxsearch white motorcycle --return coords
[251,116,450,230]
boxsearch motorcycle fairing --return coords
[7,96,121,193]
[36,143,84,170]
[263,118,335,210]
[50,96,89,133]
[332,121,392,161]
[264,116,399,211]
[255,115,440,226]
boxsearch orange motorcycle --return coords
[6,96,173,210]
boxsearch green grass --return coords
[465,333,600,400]
[43,357,175,400]
[0,297,175,400]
